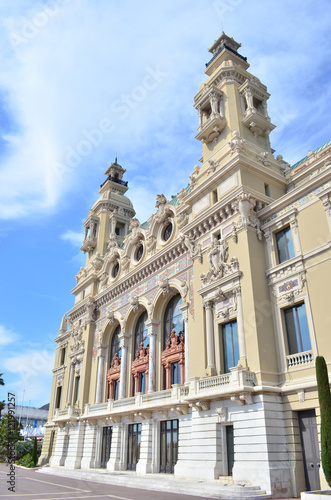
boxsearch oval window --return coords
[135,244,143,262]
[163,222,173,242]
[112,262,119,278]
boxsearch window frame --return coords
[283,302,311,356]
[220,320,239,373]
[275,225,295,264]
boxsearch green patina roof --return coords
[291,138,331,170]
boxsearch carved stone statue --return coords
[179,233,202,263]
[201,238,237,285]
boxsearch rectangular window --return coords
[140,372,147,394]
[264,183,270,197]
[222,321,239,373]
[212,189,218,204]
[275,226,295,263]
[171,362,180,385]
[55,386,62,409]
[113,379,119,401]
[60,347,66,365]
[284,303,311,354]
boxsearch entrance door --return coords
[127,423,141,471]
[226,425,234,476]
[160,419,178,473]
[100,426,112,468]
[298,410,320,491]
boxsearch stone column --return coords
[320,193,331,233]
[205,300,216,372]
[234,286,247,365]
[263,228,273,268]
[198,108,202,130]
[179,303,189,382]
[95,345,107,404]
[67,363,75,405]
[119,333,129,399]
[146,319,159,393]
[289,212,302,255]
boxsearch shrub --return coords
[15,441,42,461]
[17,453,35,468]
[316,356,331,487]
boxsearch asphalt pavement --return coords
[0,463,220,500]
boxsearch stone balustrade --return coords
[287,350,313,368]
[52,367,255,426]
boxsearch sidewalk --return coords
[37,466,299,500]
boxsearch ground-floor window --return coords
[160,419,178,473]
[101,426,112,469]
[127,423,141,471]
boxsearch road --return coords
[0,464,216,500]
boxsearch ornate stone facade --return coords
[41,33,331,497]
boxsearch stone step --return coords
[38,467,272,499]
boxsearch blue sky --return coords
[0,0,330,409]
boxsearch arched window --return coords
[131,311,149,395]
[163,294,183,348]
[107,325,121,401]
[134,311,148,354]
[162,294,185,389]
[110,325,121,364]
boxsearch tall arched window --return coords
[110,325,122,364]
[162,294,185,389]
[131,311,149,395]
[107,325,121,400]
[134,311,149,353]
[163,294,183,348]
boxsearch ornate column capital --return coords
[145,319,160,337]
[118,332,130,349]
[96,345,107,358]
[204,299,214,311]
[179,302,189,321]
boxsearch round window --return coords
[112,262,119,278]
[135,244,144,262]
[163,222,173,242]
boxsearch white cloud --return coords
[3,347,56,407]
[60,228,84,248]
[0,324,19,347]
[0,0,330,222]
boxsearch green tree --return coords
[0,401,5,418]
[0,414,22,459]
[316,356,331,487]
[31,437,38,466]
[0,373,4,386]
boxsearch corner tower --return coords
[80,159,135,263]
[194,32,275,162]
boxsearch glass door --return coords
[127,423,141,471]
[160,419,178,473]
[100,426,112,468]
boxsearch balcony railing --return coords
[52,368,256,426]
[199,374,230,390]
[287,350,313,368]
[100,176,128,188]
